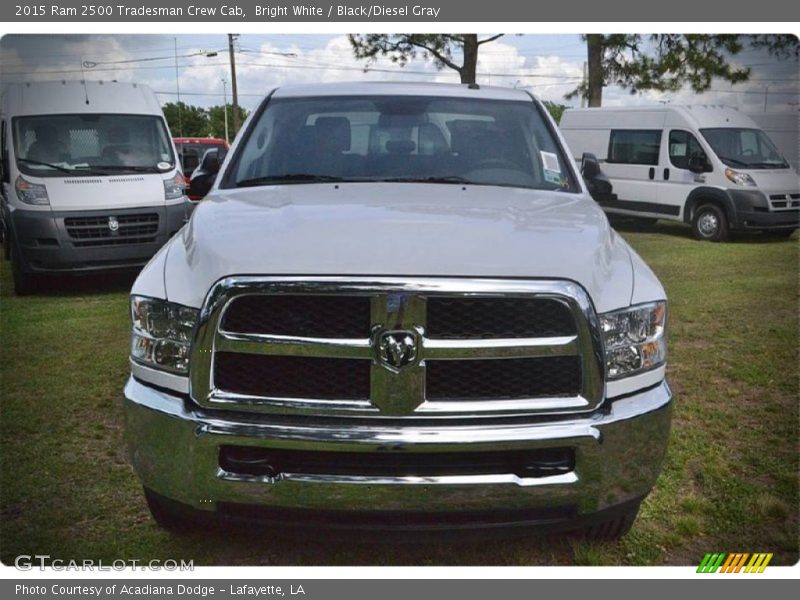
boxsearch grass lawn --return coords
[0,221,797,567]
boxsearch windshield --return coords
[700,127,789,169]
[13,114,175,176]
[227,95,576,192]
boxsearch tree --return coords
[569,34,800,107]
[542,100,570,124]
[161,102,209,138]
[207,104,248,141]
[348,34,504,84]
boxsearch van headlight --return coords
[163,172,186,200]
[599,301,667,379]
[724,168,756,187]
[15,176,50,205]
[130,296,198,374]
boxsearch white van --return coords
[560,105,799,241]
[0,81,188,293]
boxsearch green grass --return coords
[0,221,797,566]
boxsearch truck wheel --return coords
[143,488,195,532]
[692,203,729,242]
[580,506,639,541]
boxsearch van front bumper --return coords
[9,203,187,273]
[729,189,800,231]
[123,377,672,531]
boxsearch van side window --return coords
[669,130,707,170]
[607,129,661,166]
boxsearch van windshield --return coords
[700,128,789,169]
[227,95,576,192]
[12,114,175,177]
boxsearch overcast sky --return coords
[1,34,797,114]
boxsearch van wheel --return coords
[692,203,729,242]
[10,239,37,295]
[144,488,195,532]
[580,505,640,541]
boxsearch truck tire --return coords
[144,488,195,532]
[691,203,729,242]
[580,505,639,541]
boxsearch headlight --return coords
[599,301,667,380]
[15,176,50,205]
[130,296,198,374]
[163,173,186,200]
[724,168,756,187]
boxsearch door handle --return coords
[649,167,655,180]
[663,168,670,181]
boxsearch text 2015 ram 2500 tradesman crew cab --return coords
[124,83,672,539]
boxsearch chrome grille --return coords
[190,277,604,418]
[768,192,800,211]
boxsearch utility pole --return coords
[174,37,183,137]
[228,34,240,134]
[221,78,229,144]
[581,61,587,108]
[764,85,769,112]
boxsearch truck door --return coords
[658,129,711,220]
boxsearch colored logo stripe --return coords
[697,552,773,573]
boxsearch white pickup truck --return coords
[124,82,672,539]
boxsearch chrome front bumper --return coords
[123,376,672,522]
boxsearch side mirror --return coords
[688,154,710,174]
[581,152,602,180]
[200,148,222,175]
[580,152,615,203]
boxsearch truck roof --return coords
[271,81,535,102]
[1,80,163,117]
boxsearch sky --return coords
[1,33,798,115]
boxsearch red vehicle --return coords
[174,137,229,200]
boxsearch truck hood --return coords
[161,183,636,313]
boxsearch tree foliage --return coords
[161,102,209,138]
[348,34,504,84]
[161,102,248,139]
[207,104,248,141]
[569,34,800,107]
[541,100,570,124]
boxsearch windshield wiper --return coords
[378,175,471,184]
[17,157,73,174]
[235,174,350,187]
[717,156,748,167]
[88,165,163,174]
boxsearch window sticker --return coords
[541,150,563,185]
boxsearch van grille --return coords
[65,213,159,246]
[191,278,604,418]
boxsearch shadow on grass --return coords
[609,217,797,245]
[3,269,139,298]
[163,520,580,565]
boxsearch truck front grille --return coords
[192,277,604,418]
[221,295,371,337]
[65,213,159,246]
[214,353,371,400]
[426,356,581,400]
